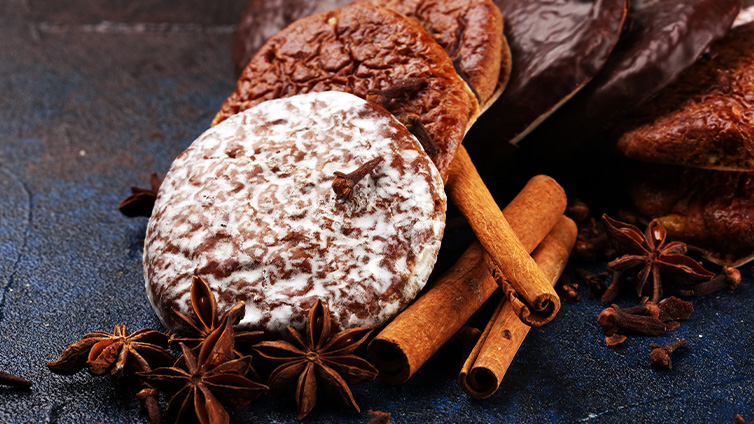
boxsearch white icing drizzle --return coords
[144,92,446,333]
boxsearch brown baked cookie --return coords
[145,92,447,334]
[355,0,507,108]
[232,0,350,76]
[618,22,754,171]
[216,3,479,180]
[628,162,754,265]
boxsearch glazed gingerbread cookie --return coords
[216,3,479,180]
[144,92,447,334]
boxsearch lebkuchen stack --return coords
[147,0,569,349]
[616,18,754,266]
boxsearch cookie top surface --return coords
[355,0,506,107]
[618,22,754,171]
[217,3,479,180]
[144,92,447,334]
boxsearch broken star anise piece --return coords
[118,171,162,217]
[139,318,268,424]
[169,275,263,355]
[601,214,714,303]
[253,300,378,420]
[47,324,174,377]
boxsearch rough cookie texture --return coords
[355,0,506,107]
[144,92,447,334]
[618,22,754,171]
[216,3,479,180]
[628,162,754,265]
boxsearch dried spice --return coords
[0,371,32,389]
[365,78,427,110]
[597,304,667,337]
[169,275,263,355]
[47,325,174,377]
[556,273,580,301]
[658,296,694,323]
[118,172,162,217]
[649,338,687,369]
[332,157,384,201]
[136,387,161,424]
[254,300,377,420]
[601,214,715,303]
[139,318,267,424]
[405,114,440,156]
[573,268,607,300]
[677,266,741,297]
[573,218,609,263]
[736,415,754,424]
[367,409,391,424]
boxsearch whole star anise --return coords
[139,317,268,424]
[47,325,175,377]
[169,275,263,355]
[118,171,162,217]
[602,214,714,303]
[253,300,377,420]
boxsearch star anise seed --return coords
[47,325,174,377]
[254,300,377,420]
[602,214,714,303]
[118,171,162,217]
[139,317,268,424]
[169,275,263,357]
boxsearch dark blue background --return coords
[1,1,752,422]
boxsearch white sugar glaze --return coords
[144,92,446,333]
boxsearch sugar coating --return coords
[144,92,446,334]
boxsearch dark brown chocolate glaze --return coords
[520,0,742,157]
[628,162,754,265]
[465,0,627,156]
[355,0,506,106]
[618,22,754,171]
[231,0,350,75]
[218,4,479,180]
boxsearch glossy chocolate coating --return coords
[522,0,742,155]
[465,0,627,164]
[618,22,754,172]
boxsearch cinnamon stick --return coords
[368,174,567,384]
[459,216,577,399]
[447,146,562,326]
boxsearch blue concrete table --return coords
[1,1,752,423]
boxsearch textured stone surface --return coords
[1,1,753,423]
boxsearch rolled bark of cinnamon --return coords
[368,174,566,384]
[447,146,562,326]
[459,215,577,399]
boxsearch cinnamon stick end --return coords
[367,338,412,385]
[459,366,500,399]
[518,293,561,327]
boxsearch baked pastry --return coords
[627,162,754,265]
[144,92,447,334]
[618,21,754,171]
[216,3,479,180]
[231,0,350,76]
[355,0,508,108]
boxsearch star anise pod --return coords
[253,300,377,420]
[118,171,162,217]
[169,275,263,355]
[601,214,714,303]
[47,324,175,377]
[139,317,268,424]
